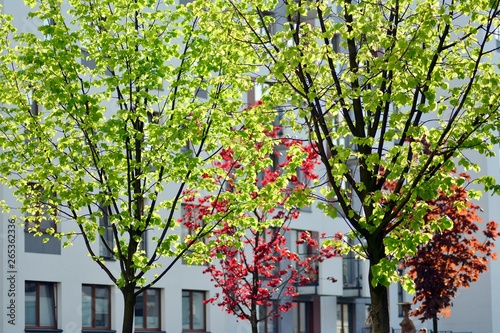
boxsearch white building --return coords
[1,1,499,333]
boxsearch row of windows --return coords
[26,281,205,332]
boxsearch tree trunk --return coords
[251,319,258,333]
[369,281,391,333]
[250,304,258,333]
[121,285,136,333]
[433,314,438,333]
[367,250,391,333]
[366,233,391,333]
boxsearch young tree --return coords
[182,130,337,333]
[403,173,499,333]
[199,218,335,333]
[0,2,287,333]
[198,0,500,332]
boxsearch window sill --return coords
[25,329,63,333]
[82,330,116,333]
[135,331,165,333]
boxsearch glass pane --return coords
[336,304,342,333]
[25,282,37,326]
[40,210,55,231]
[292,305,299,333]
[146,289,160,329]
[258,305,267,333]
[299,303,306,333]
[135,293,144,328]
[192,292,205,330]
[268,306,276,333]
[95,287,110,327]
[342,304,349,332]
[39,284,55,326]
[182,291,191,329]
[82,285,92,327]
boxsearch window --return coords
[99,205,114,260]
[43,17,56,40]
[24,181,61,254]
[81,48,97,70]
[336,303,350,333]
[293,301,313,333]
[82,285,111,330]
[494,25,500,47]
[180,204,212,262]
[24,182,57,234]
[135,288,161,331]
[256,11,276,38]
[295,230,320,285]
[182,290,206,331]
[256,145,286,188]
[30,98,39,116]
[397,268,404,317]
[343,251,362,289]
[25,281,57,329]
[181,204,207,234]
[258,302,278,333]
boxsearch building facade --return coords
[1,1,500,333]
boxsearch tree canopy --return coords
[195,0,500,331]
[0,1,305,333]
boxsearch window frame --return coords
[182,290,206,332]
[135,288,161,331]
[25,281,57,329]
[82,284,112,330]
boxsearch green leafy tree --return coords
[0,1,302,333]
[197,0,500,332]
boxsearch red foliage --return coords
[402,173,499,322]
[203,225,337,322]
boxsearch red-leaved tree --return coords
[203,219,336,333]
[180,104,338,333]
[402,173,499,333]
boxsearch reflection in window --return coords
[135,288,161,330]
[337,303,350,333]
[182,290,206,331]
[25,281,57,328]
[293,301,312,333]
[82,284,111,329]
